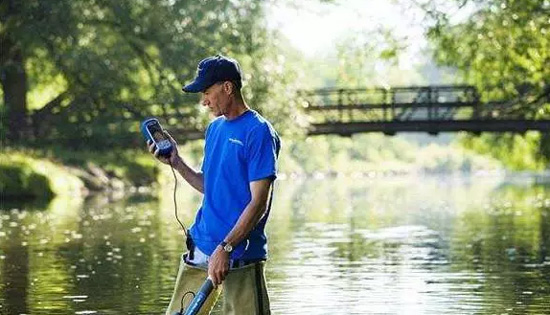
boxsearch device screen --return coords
[148,123,167,142]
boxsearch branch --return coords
[116,101,148,120]
[31,91,70,117]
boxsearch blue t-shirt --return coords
[189,110,281,260]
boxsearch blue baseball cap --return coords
[182,55,242,93]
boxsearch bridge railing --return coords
[299,85,483,123]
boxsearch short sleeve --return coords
[201,123,213,173]
[246,123,280,182]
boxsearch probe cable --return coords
[168,159,188,238]
[167,159,198,314]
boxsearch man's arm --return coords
[208,178,273,285]
[171,156,204,194]
[222,178,272,248]
[147,135,204,194]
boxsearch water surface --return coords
[1,175,549,314]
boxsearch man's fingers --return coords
[163,131,171,141]
[216,271,222,285]
[217,268,228,285]
[147,142,155,153]
[164,131,179,147]
[209,270,226,286]
[209,272,220,286]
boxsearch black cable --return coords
[168,159,188,238]
[167,160,198,314]
[179,291,196,314]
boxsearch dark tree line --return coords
[0,0,297,148]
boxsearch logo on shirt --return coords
[228,138,244,146]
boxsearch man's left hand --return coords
[208,246,230,286]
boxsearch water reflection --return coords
[0,175,549,314]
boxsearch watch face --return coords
[224,243,233,253]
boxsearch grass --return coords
[1,147,161,200]
[0,150,84,199]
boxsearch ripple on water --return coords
[2,177,550,314]
[270,223,495,314]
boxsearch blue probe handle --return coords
[183,277,215,315]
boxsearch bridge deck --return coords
[311,120,550,136]
[302,85,549,135]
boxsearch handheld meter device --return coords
[141,118,173,157]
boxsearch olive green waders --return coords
[165,255,271,315]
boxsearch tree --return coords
[407,0,550,168]
[0,0,300,148]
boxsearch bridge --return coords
[171,85,549,141]
[300,85,550,136]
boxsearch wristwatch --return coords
[220,241,233,253]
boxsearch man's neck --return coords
[224,98,249,120]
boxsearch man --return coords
[148,55,280,315]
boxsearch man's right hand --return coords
[146,131,181,166]
[147,132,205,194]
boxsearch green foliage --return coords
[417,0,550,168]
[460,131,545,170]
[0,164,53,199]
[0,148,163,198]
[0,151,84,199]
[1,0,302,148]
[279,134,502,175]
[35,148,160,187]
[416,143,502,173]
[426,0,549,100]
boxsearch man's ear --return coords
[223,81,234,95]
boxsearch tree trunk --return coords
[0,37,28,142]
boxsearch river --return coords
[1,174,549,314]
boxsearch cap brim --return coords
[182,78,208,93]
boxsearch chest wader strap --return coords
[186,235,195,261]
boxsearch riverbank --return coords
[2,142,538,201]
[0,148,159,200]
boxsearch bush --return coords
[0,161,54,199]
[0,151,84,199]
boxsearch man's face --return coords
[201,82,229,117]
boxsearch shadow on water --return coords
[0,175,549,314]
